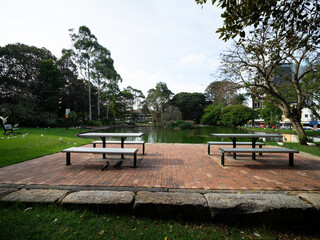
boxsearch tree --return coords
[231,93,247,105]
[35,59,65,114]
[146,82,173,123]
[0,43,56,126]
[0,43,55,105]
[220,105,256,127]
[201,103,224,125]
[162,105,182,122]
[91,44,121,119]
[111,90,134,122]
[124,86,145,110]
[101,79,121,119]
[205,80,240,105]
[68,26,99,120]
[258,102,283,127]
[196,0,320,44]
[302,62,320,120]
[57,49,90,121]
[170,92,207,123]
[219,21,319,143]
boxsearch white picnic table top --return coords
[62,147,138,154]
[211,133,281,138]
[219,148,299,153]
[78,132,144,138]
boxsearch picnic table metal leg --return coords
[252,138,257,160]
[289,153,294,166]
[208,144,210,155]
[221,151,225,166]
[133,153,137,168]
[259,144,262,156]
[121,137,126,159]
[143,143,145,155]
[231,137,236,159]
[66,152,71,166]
[101,137,106,159]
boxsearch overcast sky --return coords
[1,0,231,96]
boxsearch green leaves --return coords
[197,0,320,44]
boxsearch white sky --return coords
[1,0,231,96]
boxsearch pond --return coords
[96,126,283,143]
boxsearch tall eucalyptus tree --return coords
[91,44,121,119]
[68,26,99,120]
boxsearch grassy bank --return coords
[243,126,320,137]
[242,127,320,156]
[0,202,318,240]
[266,142,320,156]
[0,128,92,167]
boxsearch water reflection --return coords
[96,126,282,143]
[95,126,320,143]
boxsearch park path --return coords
[1,143,320,191]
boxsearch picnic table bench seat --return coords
[207,141,265,155]
[62,147,139,168]
[219,147,299,167]
[92,140,145,155]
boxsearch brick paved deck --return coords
[1,143,320,191]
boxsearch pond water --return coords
[96,126,283,143]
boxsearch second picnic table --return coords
[78,132,144,159]
[210,133,281,160]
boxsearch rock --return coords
[1,189,68,203]
[62,190,134,212]
[0,188,18,199]
[298,193,320,210]
[133,191,211,220]
[205,193,318,227]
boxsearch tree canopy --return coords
[0,43,59,126]
[196,0,320,43]
[204,80,240,105]
[170,92,207,123]
[219,20,319,141]
[146,82,173,123]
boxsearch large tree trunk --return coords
[97,84,100,119]
[286,112,307,144]
[106,100,109,119]
[289,116,307,143]
[281,104,307,144]
[87,65,92,121]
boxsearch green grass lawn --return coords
[0,202,318,240]
[0,128,92,167]
[243,127,320,156]
[266,142,320,156]
[243,126,320,136]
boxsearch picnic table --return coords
[78,132,144,159]
[210,133,281,160]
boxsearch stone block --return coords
[61,190,134,212]
[133,191,211,220]
[0,188,18,199]
[1,189,68,203]
[205,193,318,227]
[298,193,320,210]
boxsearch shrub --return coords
[166,120,194,129]
[84,120,102,127]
